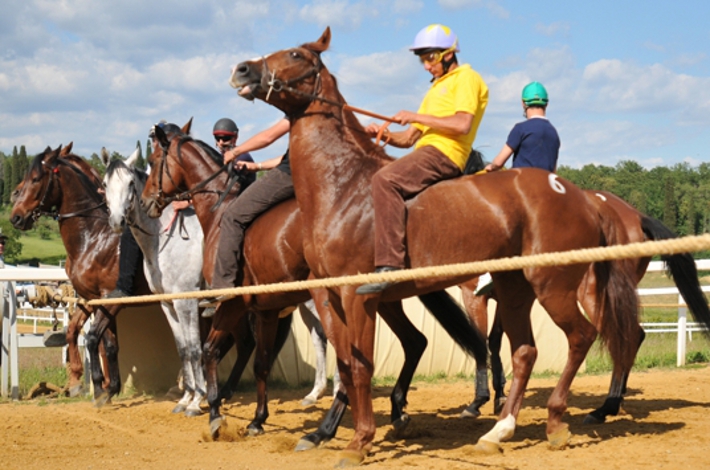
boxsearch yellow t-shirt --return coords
[413,64,488,170]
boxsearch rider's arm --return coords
[485,144,514,172]
[396,110,473,137]
[238,155,284,172]
[384,126,422,149]
[224,119,290,163]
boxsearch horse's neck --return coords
[181,156,229,236]
[57,170,113,261]
[289,104,384,221]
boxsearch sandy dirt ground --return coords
[2,366,710,470]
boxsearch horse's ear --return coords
[155,125,169,148]
[182,117,193,135]
[60,142,73,156]
[305,26,331,53]
[45,145,60,166]
[125,143,141,168]
[101,147,111,167]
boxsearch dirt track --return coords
[3,366,710,469]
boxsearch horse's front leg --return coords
[204,302,243,438]
[377,300,427,434]
[246,310,281,436]
[298,300,329,406]
[85,306,117,407]
[64,305,89,396]
[335,290,377,467]
[162,300,197,415]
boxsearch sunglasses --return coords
[214,135,235,142]
[418,44,457,65]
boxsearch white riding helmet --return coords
[410,24,460,52]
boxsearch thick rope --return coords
[47,233,710,306]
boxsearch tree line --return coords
[0,145,707,262]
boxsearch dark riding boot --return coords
[355,266,401,295]
[105,228,143,299]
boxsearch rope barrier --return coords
[39,232,708,307]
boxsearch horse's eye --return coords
[290,51,302,60]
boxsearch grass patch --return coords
[16,231,66,266]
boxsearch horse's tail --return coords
[418,290,488,365]
[641,216,710,334]
[593,206,641,373]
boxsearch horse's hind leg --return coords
[535,270,598,449]
[85,306,120,407]
[65,305,89,396]
[475,272,536,454]
[488,313,507,414]
[218,313,253,402]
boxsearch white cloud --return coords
[298,0,378,30]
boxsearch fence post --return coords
[677,293,687,367]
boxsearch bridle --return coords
[30,158,106,222]
[258,48,397,144]
[154,136,248,212]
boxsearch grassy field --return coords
[16,231,66,265]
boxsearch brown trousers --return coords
[212,168,294,289]
[372,145,461,269]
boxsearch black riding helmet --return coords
[213,118,239,137]
[149,120,183,138]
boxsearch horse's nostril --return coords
[237,63,250,76]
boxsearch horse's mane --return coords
[106,158,148,185]
[176,136,224,166]
[62,154,103,187]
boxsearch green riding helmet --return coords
[522,82,549,107]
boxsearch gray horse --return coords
[102,147,206,416]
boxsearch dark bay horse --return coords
[229,27,643,465]
[462,189,710,423]
[140,125,484,440]
[10,145,149,400]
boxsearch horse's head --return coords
[102,145,144,233]
[141,119,192,218]
[229,27,333,115]
[10,145,64,230]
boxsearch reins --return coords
[261,51,396,146]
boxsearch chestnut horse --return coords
[229,27,642,465]
[141,126,485,438]
[462,190,710,423]
[10,145,148,400]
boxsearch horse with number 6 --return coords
[227,26,663,465]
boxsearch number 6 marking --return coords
[549,174,566,194]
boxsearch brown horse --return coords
[229,27,642,465]
[462,189,710,423]
[141,125,485,438]
[10,145,146,400]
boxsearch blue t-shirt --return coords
[505,117,560,172]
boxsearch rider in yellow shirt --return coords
[357,24,488,294]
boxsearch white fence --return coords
[2,260,710,399]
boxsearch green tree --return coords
[135,140,147,170]
[662,175,677,232]
[0,218,23,263]
[2,156,11,205]
[88,152,106,177]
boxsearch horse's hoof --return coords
[210,417,225,439]
[68,383,84,398]
[335,448,367,467]
[460,407,481,419]
[246,424,264,437]
[473,438,503,454]
[295,438,317,452]
[172,403,187,414]
[301,396,317,407]
[582,413,605,425]
[547,423,571,449]
[392,413,410,437]
[184,408,203,418]
[94,392,111,408]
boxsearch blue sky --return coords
[1,0,709,169]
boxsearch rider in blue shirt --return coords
[485,82,560,173]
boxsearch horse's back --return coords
[406,168,600,267]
